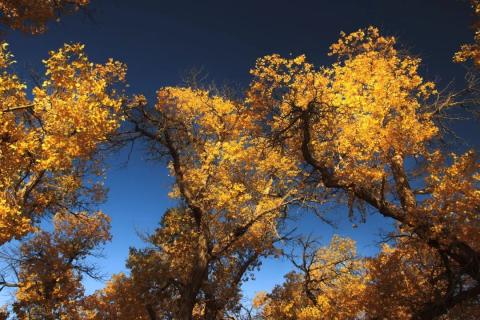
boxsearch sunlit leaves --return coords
[0,42,125,245]
[248,26,480,318]
[454,0,480,67]
[248,26,438,185]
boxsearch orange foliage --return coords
[13,212,111,320]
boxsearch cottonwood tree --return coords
[255,233,480,320]
[10,211,110,320]
[84,272,153,320]
[245,26,480,318]
[88,204,292,320]
[363,234,480,319]
[0,2,130,317]
[254,236,365,320]
[121,87,302,319]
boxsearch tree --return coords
[246,26,480,318]
[83,273,153,320]
[2,2,478,318]
[255,232,480,320]
[12,211,111,320]
[0,3,130,317]
[86,24,479,319]
[254,236,365,320]
[363,234,480,319]
[0,42,126,246]
[87,204,292,320]
[124,86,302,319]
[0,0,91,34]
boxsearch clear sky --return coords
[2,0,478,304]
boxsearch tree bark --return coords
[177,234,210,320]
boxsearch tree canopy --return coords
[0,1,479,319]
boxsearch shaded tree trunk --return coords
[177,234,210,320]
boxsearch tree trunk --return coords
[177,233,210,320]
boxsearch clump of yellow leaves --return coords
[361,236,480,319]
[34,43,125,171]
[423,150,480,249]
[256,233,480,319]
[156,87,299,252]
[0,42,33,244]
[248,26,438,184]
[0,42,125,245]
[454,0,480,66]
[363,240,435,319]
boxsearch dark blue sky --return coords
[2,0,477,302]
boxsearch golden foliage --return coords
[454,0,480,66]
[423,151,480,248]
[248,26,480,319]
[0,42,125,245]
[84,273,152,320]
[248,26,437,184]
[257,236,365,320]
[0,0,90,34]
[115,83,303,318]
[13,211,111,320]
[0,14,478,319]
